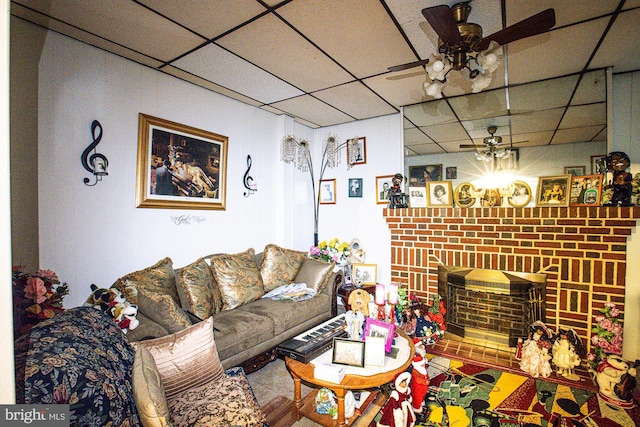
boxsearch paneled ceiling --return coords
[11,0,640,155]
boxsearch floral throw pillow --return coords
[177,257,219,319]
[259,244,307,292]
[210,248,264,310]
[113,257,179,305]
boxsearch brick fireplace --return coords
[384,206,640,351]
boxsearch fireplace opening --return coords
[438,266,546,347]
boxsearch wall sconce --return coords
[81,120,108,186]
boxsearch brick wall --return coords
[384,206,640,349]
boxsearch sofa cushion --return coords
[114,257,179,305]
[137,292,192,334]
[134,317,225,399]
[294,257,335,292]
[259,244,306,292]
[132,346,172,427]
[211,309,275,362]
[176,257,218,319]
[167,367,266,427]
[210,248,265,310]
[14,307,141,426]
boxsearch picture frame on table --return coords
[136,113,228,210]
[376,175,394,204]
[408,186,427,208]
[564,166,586,176]
[363,318,395,353]
[426,181,453,207]
[347,137,366,166]
[320,179,336,204]
[454,182,476,208]
[569,175,603,206]
[352,263,377,285]
[408,164,443,186]
[348,178,363,198]
[364,336,386,366]
[536,175,572,207]
[332,337,365,367]
[507,180,532,208]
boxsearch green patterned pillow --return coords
[210,248,264,310]
[294,257,335,293]
[259,244,307,292]
[137,292,192,334]
[113,257,179,305]
[177,258,218,319]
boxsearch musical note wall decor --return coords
[81,120,109,186]
[243,155,257,197]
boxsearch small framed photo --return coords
[454,182,476,208]
[408,164,443,185]
[347,137,366,166]
[364,318,395,353]
[569,175,603,206]
[507,180,532,208]
[426,181,453,207]
[364,336,386,366]
[408,186,427,208]
[591,155,607,174]
[564,166,586,176]
[376,175,394,204]
[320,179,336,204]
[536,175,572,207]
[332,338,365,367]
[445,166,457,180]
[348,178,363,198]
[352,263,377,285]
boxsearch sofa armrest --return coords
[327,269,344,316]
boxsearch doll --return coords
[378,372,416,427]
[552,328,585,381]
[519,321,554,378]
[410,354,429,414]
[604,151,633,206]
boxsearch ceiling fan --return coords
[388,2,556,92]
[460,125,503,149]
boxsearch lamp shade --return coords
[476,41,503,74]
[425,54,451,81]
[424,79,446,99]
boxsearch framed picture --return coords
[348,178,363,198]
[136,113,227,210]
[364,336,386,366]
[376,175,394,204]
[347,137,366,166]
[426,181,453,207]
[332,338,365,367]
[408,164,443,186]
[446,166,457,179]
[408,186,427,208]
[454,182,476,208]
[536,175,572,207]
[480,188,504,207]
[591,154,607,174]
[352,263,377,285]
[320,179,336,204]
[363,318,395,353]
[569,174,603,206]
[507,180,532,208]
[564,166,586,176]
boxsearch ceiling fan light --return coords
[477,41,503,74]
[471,71,492,93]
[425,54,451,81]
[424,79,446,99]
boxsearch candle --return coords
[388,283,398,305]
[375,284,385,305]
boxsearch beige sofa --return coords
[114,244,343,372]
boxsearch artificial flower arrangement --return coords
[309,238,350,264]
[12,265,69,336]
[588,301,624,372]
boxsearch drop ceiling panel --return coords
[509,75,578,113]
[511,108,564,134]
[504,0,621,28]
[572,70,607,105]
[313,82,397,120]
[270,95,354,127]
[136,0,267,39]
[506,18,608,85]
[421,122,469,143]
[172,44,303,104]
[216,13,353,92]
[552,126,604,144]
[447,89,508,121]
[407,143,447,156]
[277,0,417,78]
[364,73,430,108]
[404,127,433,147]
[16,0,206,62]
[511,131,555,146]
[560,104,607,129]
[403,100,457,127]
[591,8,640,74]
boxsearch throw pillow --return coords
[176,258,218,319]
[132,346,172,427]
[210,248,264,310]
[294,258,335,293]
[133,317,225,399]
[137,292,192,334]
[113,257,179,305]
[259,244,307,292]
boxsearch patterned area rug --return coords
[409,356,640,427]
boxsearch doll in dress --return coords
[552,328,586,380]
[519,321,554,378]
[378,372,416,427]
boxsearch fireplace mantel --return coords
[384,206,640,349]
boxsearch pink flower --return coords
[12,264,26,273]
[24,277,47,304]
[594,315,605,322]
[604,302,616,309]
[600,319,614,331]
[609,306,620,318]
[36,269,58,281]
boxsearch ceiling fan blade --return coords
[460,144,479,148]
[476,8,555,51]
[388,59,430,72]
[422,5,462,46]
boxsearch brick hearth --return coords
[384,206,640,351]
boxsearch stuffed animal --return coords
[596,355,637,403]
[111,303,140,333]
[83,284,126,312]
[348,288,371,317]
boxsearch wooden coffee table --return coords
[285,329,415,427]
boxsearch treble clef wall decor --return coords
[81,120,109,186]
[243,155,257,197]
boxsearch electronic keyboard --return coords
[276,313,349,363]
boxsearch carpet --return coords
[408,355,640,427]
